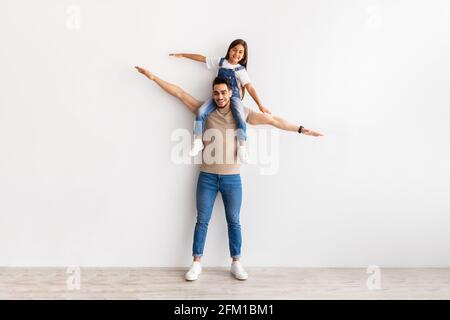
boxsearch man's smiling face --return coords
[212,83,232,108]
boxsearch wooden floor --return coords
[1,267,450,300]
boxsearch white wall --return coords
[1,0,449,267]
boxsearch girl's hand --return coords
[259,105,272,114]
[301,128,323,137]
[169,53,184,58]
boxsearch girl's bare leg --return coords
[135,66,202,113]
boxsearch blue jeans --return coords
[193,97,247,141]
[192,171,243,258]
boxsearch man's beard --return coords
[215,99,229,109]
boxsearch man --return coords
[135,66,323,281]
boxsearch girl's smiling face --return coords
[228,44,246,65]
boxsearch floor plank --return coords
[1,267,449,299]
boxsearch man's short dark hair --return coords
[212,77,231,90]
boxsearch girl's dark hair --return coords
[224,39,248,99]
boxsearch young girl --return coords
[170,39,270,163]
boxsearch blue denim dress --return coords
[193,58,247,141]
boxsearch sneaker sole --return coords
[231,271,248,281]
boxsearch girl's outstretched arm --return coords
[244,83,271,114]
[247,110,323,137]
[169,53,206,63]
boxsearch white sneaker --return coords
[230,261,248,280]
[189,139,204,157]
[185,261,202,281]
[237,146,249,164]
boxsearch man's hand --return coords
[301,127,323,137]
[134,66,154,80]
[169,53,184,58]
[259,105,271,114]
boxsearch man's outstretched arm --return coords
[247,110,323,137]
[135,66,202,114]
